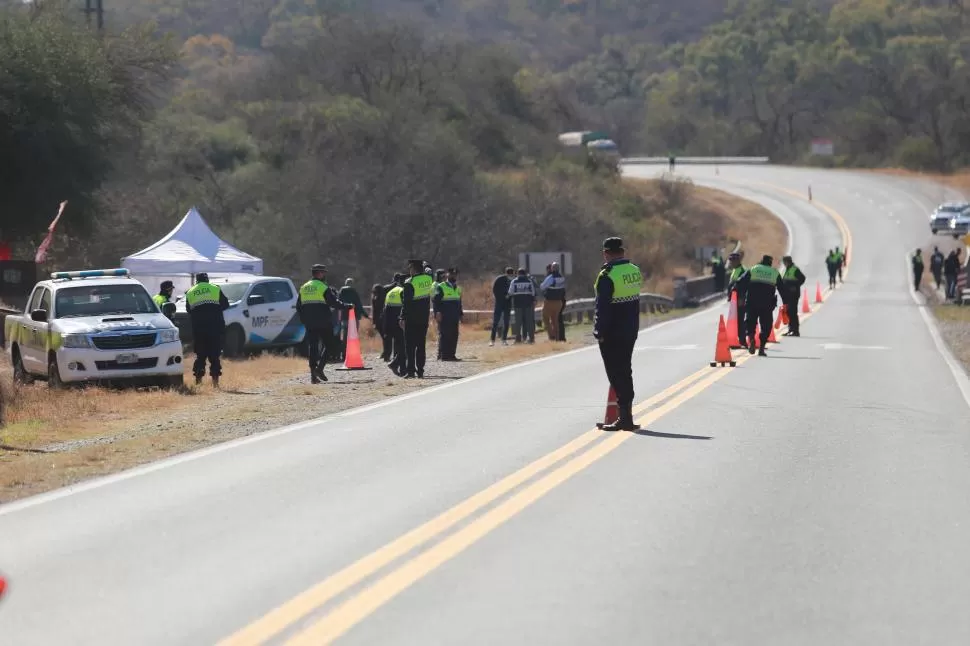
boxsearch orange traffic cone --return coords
[0,574,6,600]
[801,288,811,314]
[336,309,371,371]
[753,324,762,349]
[710,314,736,367]
[774,305,784,330]
[596,386,619,429]
[781,304,790,325]
[727,292,741,348]
[768,320,778,343]
[815,281,823,303]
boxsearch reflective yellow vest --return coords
[384,286,403,306]
[299,279,328,303]
[408,274,433,300]
[438,283,462,301]
[596,262,642,303]
[185,282,222,307]
[749,264,780,285]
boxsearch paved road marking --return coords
[283,362,749,645]
[820,343,890,350]
[218,363,720,646]
[222,174,850,645]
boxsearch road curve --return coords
[1,165,969,645]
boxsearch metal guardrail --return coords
[621,157,770,165]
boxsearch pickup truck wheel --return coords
[224,325,245,358]
[12,349,32,385]
[47,354,64,389]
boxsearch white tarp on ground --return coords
[121,207,262,295]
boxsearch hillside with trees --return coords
[3,0,970,288]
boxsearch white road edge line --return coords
[904,252,970,410]
[0,302,723,516]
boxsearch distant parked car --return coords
[929,202,970,235]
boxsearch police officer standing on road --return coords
[735,255,785,356]
[726,252,748,347]
[297,264,350,384]
[185,272,230,386]
[594,237,643,432]
[383,274,406,374]
[434,267,464,361]
[781,255,806,337]
[400,259,433,378]
[912,249,926,292]
[834,246,845,284]
[825,249,839,289]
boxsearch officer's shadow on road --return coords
[603,428,712,440]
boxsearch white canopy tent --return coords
[122,207,262,296]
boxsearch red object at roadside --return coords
[0,242,10,261]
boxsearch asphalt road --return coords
[2,165,969,645]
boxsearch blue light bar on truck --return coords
[50,268,130,279]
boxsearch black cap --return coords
[728,252,740,259]
[782,255,793,264]
[160,280,174,290]
[195,272,209,283]
[761,255,773,266]
[393,272,404,281]
[311,264,326,272]
[603,237,624,252]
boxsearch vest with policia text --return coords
[384,286,403,306]
[438,283,462,301]
[749,264,780,285]
[185,282,222,307]
[730,265,747,283]
[153,294,169,307]
[783,265,801,284]
[408,274,434,300]
[299,279,328,302]
[595,262,643,303]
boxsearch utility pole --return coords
[83,0,104,30]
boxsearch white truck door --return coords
[244,282,276,347]
[22,287,52,373]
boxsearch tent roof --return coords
[121,207,262,275]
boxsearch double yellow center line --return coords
[221,181,852,645]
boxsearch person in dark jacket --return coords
[490,267,514,346]
[711,251,727,292]
[380,274,402,361]
[184,272,230,386]
[594,237,643,431]
[399,259,434,378]
[780,255,806,337]
[825,249,839,289]
[434,267,464,361]
[383,273,406,374]
[508,268,536,343]
[371,282,386,358]
[930,246,945,290]
[734,255,785,356]
[944,249,960,299]
[297,264,351,384]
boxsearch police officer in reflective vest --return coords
[734,255,785,356]
[726,252,748,347]
[594,237,643,431]
[780,255,806,337]
[383,274,406,375]
[297,264,350,384]
[432,268,446,359]
[184,273,230,386]
[153,280,176,320]
[399,259,433,378]
[434,267,464,361]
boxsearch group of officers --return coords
[726,251,807,355]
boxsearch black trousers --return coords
[404,317,429,375]
[387,321,405,372]
[192,327,223,378]
[933,269,943,289]
[736,303,748,345]
[785,297,800,334]
[514,306,534,341]
[827,267,837,286]
[746,306,773,347]
[439,317,460,359]
[305,326,336,372]
[598,336,636,412]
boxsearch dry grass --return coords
[870,168,970,195]
[692,185,789,262]
[932,305,970,373]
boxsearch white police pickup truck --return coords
[172,275,305,357]
[3,269,184,388]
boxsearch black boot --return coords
[602,406,640,432]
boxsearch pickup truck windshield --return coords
[54,284,156,318]
[220,283,250,303]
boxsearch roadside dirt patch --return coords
[931,305,970,373]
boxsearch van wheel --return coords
[48,354,64,389]
[12,348,32,385]
[224,325,245,358]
